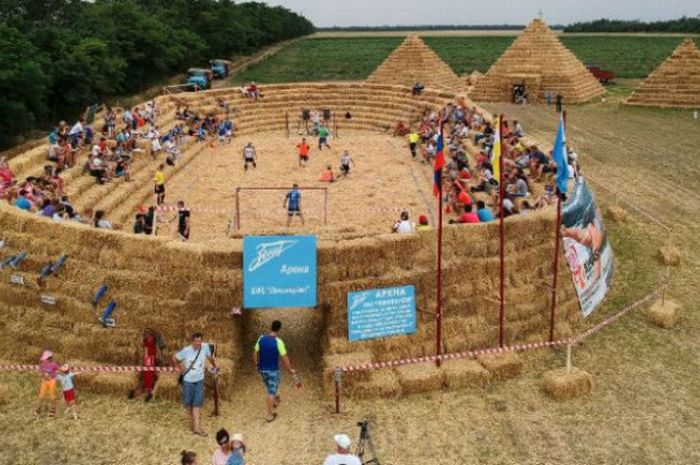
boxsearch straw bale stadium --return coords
[0,15,699,465]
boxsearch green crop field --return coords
[233,37,402,84]
[234,36,700,84]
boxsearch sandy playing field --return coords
[150,131,438,242]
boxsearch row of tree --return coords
[0,0,314,149]
[565,16,700,33]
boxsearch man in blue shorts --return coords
[253,320,296,422]
[284,183,305,227]
[174,332,217,436]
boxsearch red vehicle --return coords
[586,64,615,84]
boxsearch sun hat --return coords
[40,350,53,361]
[334,434,352,449]
[60,364,69,372]
[231,433,244,444]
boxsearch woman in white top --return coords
[392,211,416,234]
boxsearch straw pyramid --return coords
[366,35,463,91]
[471,19,605,103]
[627,39,700,108]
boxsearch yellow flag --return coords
[492,115,501,182]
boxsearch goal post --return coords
[235,186,328,230]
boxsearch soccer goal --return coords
[235,187,328,230]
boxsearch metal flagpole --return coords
[549,106,566,342]
[435,119,445,367]
[498,114,506,347]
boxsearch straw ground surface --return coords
[1,100,699,464]
[148,131,437,242]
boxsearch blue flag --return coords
[552,114,569,195]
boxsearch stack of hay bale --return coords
[366,35,464,92]
[470,18,605,103]
[626,38,700,108]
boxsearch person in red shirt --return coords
[458,204,481,224]
[297,138,310,167]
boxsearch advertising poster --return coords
[561,179,615,317]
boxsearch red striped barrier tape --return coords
[0,365,178,374]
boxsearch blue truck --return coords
[210,59,233,79]
[186,68,213,91]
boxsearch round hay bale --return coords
[443,359,491,390]
[657,246,681,266]
[542,367,592,400]
[395,364,445,395]
[647,299,680,329]
[606,206,627,223]
[478,352,523,380]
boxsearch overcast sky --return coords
[263,0,699,27]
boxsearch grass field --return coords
[232,37,402,84]
[234,36,700,83]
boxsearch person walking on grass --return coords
[153,164,166,205]
[284,184,304,227]
[174,332,218,437]
[253,320,296,422]
[56,364,80,420]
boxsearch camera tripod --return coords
[357,421,380,465]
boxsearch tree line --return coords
[565,16,700,33]
[0,0,314,149]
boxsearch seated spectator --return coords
[393,121,408,137]
[457,204,480,224]
[392,211,415,234]
[93,210,113,229]
[513,120,525,137]
[14,191,33,211]
[506,172,529,199]
[476,200,495,222]
[0,157,14,188]
[412,82,425,96]
[417,215,431,231]
[246,82,260,100]
[322,434,361,465]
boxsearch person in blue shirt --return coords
[253,320,296,422]
[174,332,218,436]
[284,184,305,227]
[476,200,495,222]
[14,193,32,211]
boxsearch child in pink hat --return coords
[35,350,60,418]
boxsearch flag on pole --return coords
[433,120,445,196]
[552,113,570,195]
[492,115,501,183]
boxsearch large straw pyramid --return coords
[471,19,605,103]
[627,39,700,108]
[366,35,463,91]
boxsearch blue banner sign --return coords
[243,235,317,308]
[347,285,416,342]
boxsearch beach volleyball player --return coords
[284,184,305,227]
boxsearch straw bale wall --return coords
[2,82,584,399]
